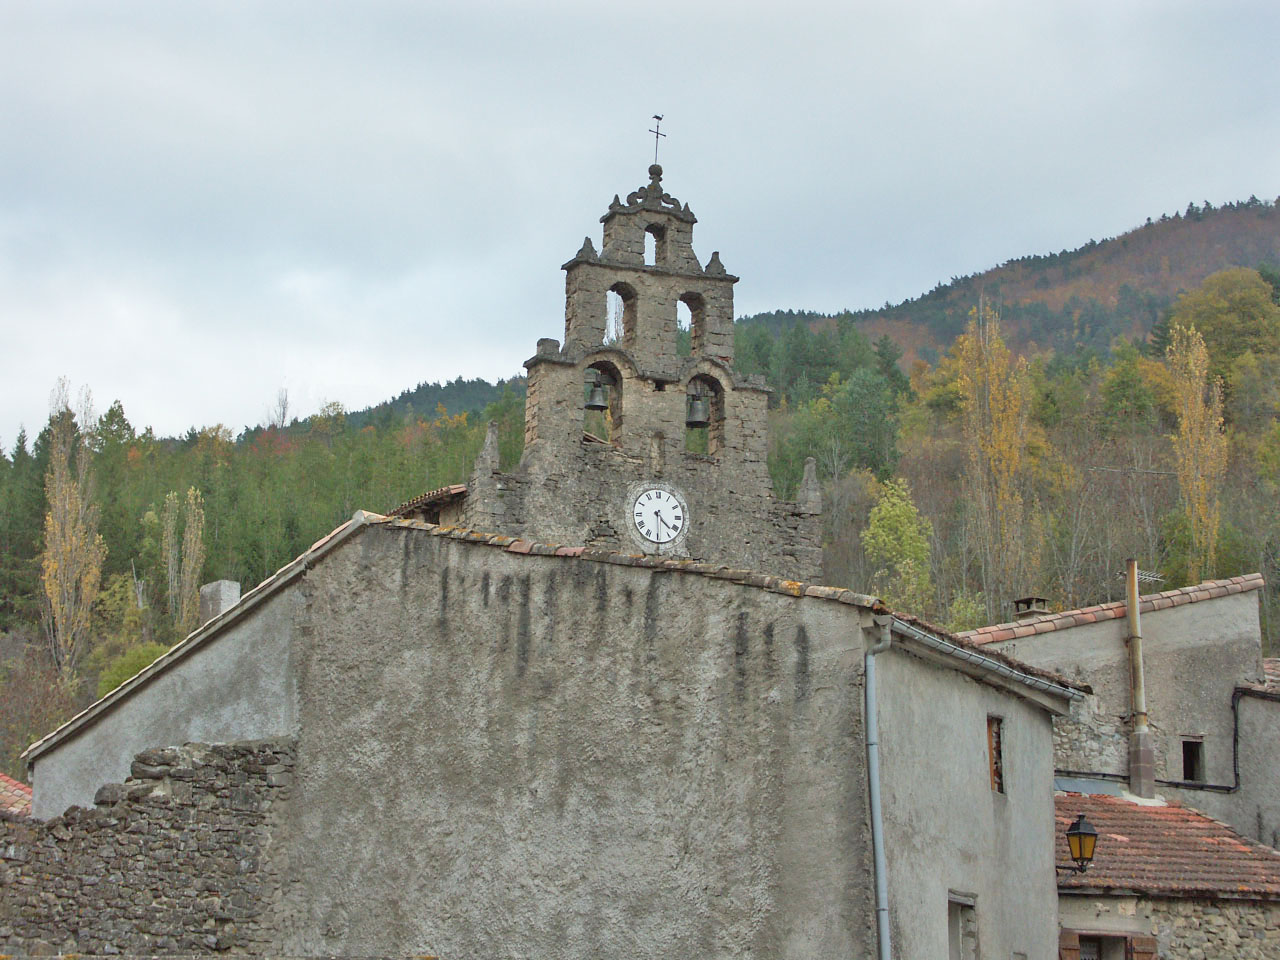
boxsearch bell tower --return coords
[459,164,823,581]
[562,163,736,372]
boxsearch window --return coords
[1182,739,1205,782]
[987,716,1004,793]
[947,898,978,960]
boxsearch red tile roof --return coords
[1056,792,1280,899]
[1262,658,1280,691]
[960,574,1265,646]
[0,771,32,818]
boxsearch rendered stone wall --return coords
[0,741,291,954]
[277,522,876,958]
[1147,897,1280,957]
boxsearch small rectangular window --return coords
[1182,739,1205,782]
[987,716,1004,793]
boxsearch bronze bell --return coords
[585,376,609,411]
[686,393,711,428]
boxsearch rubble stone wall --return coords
[0,740,292,955]
[1147,897,1280,958]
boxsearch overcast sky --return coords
[2,0,1277,444]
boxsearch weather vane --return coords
[649,114,666,164]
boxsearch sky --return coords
[2,0,1278,444]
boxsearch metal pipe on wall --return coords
[865,614,894,960]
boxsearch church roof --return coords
[958,574,1265,646]
[1056,792,1280,900]
[0,771,32,819]
[23,512,1083,766]
[387,483,468,519]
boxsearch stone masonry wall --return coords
[1147,897,1280,958]
[0,740,292,954]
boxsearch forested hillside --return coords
[3,199,1280,779]
[744,197,1280,367]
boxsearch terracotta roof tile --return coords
[0,771,32,818]
[387,483,468,519]
[959,573,1265,645]
[1056,793,1280,899]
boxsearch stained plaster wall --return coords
[28,587,299,819]
[1178,691,1280,848]
[876,648,1060,960]
[981,593,1273,837]
[278,523,876,959]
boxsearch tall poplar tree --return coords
[1168,324,1227,584]
[956,303,1040,621]
[40,382,107,680]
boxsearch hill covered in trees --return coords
[743,196,1280,368]
[3,196,1280,780]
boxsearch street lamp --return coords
[1062,814,1098,874]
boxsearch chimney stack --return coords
[199,580,241,626]
[1126,559,1155,798]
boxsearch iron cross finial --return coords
[649,115,666,164]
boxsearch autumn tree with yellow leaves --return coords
[1167,324,1227,584]
[161,486,207,638]
[956,303,1041,621]
[177,487,206,637]
[40,381,107,680]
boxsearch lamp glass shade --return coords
[1066,814,1098,868]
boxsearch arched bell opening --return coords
[584,360,623,443]
[684,374,724,455]
[680,292,707,356]
[644,223,667,267]
[606,281,638,347]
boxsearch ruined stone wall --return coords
[1052,693,1142,775]
[0,741,292,954]
[1147,897,1280,957]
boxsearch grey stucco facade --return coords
[877,648,1060,959]
[18,517,1075,957]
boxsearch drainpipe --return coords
[1126,559,1155,798]
[865,613,893,960]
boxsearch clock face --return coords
[632,487,686,544]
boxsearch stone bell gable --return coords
[561,163,735,369]
[460,165,823,581]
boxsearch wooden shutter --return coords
[1128,935,1157,960]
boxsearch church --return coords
[5,165,1087,959]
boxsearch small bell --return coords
[686,393,711,428]
[585,374,609,411]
